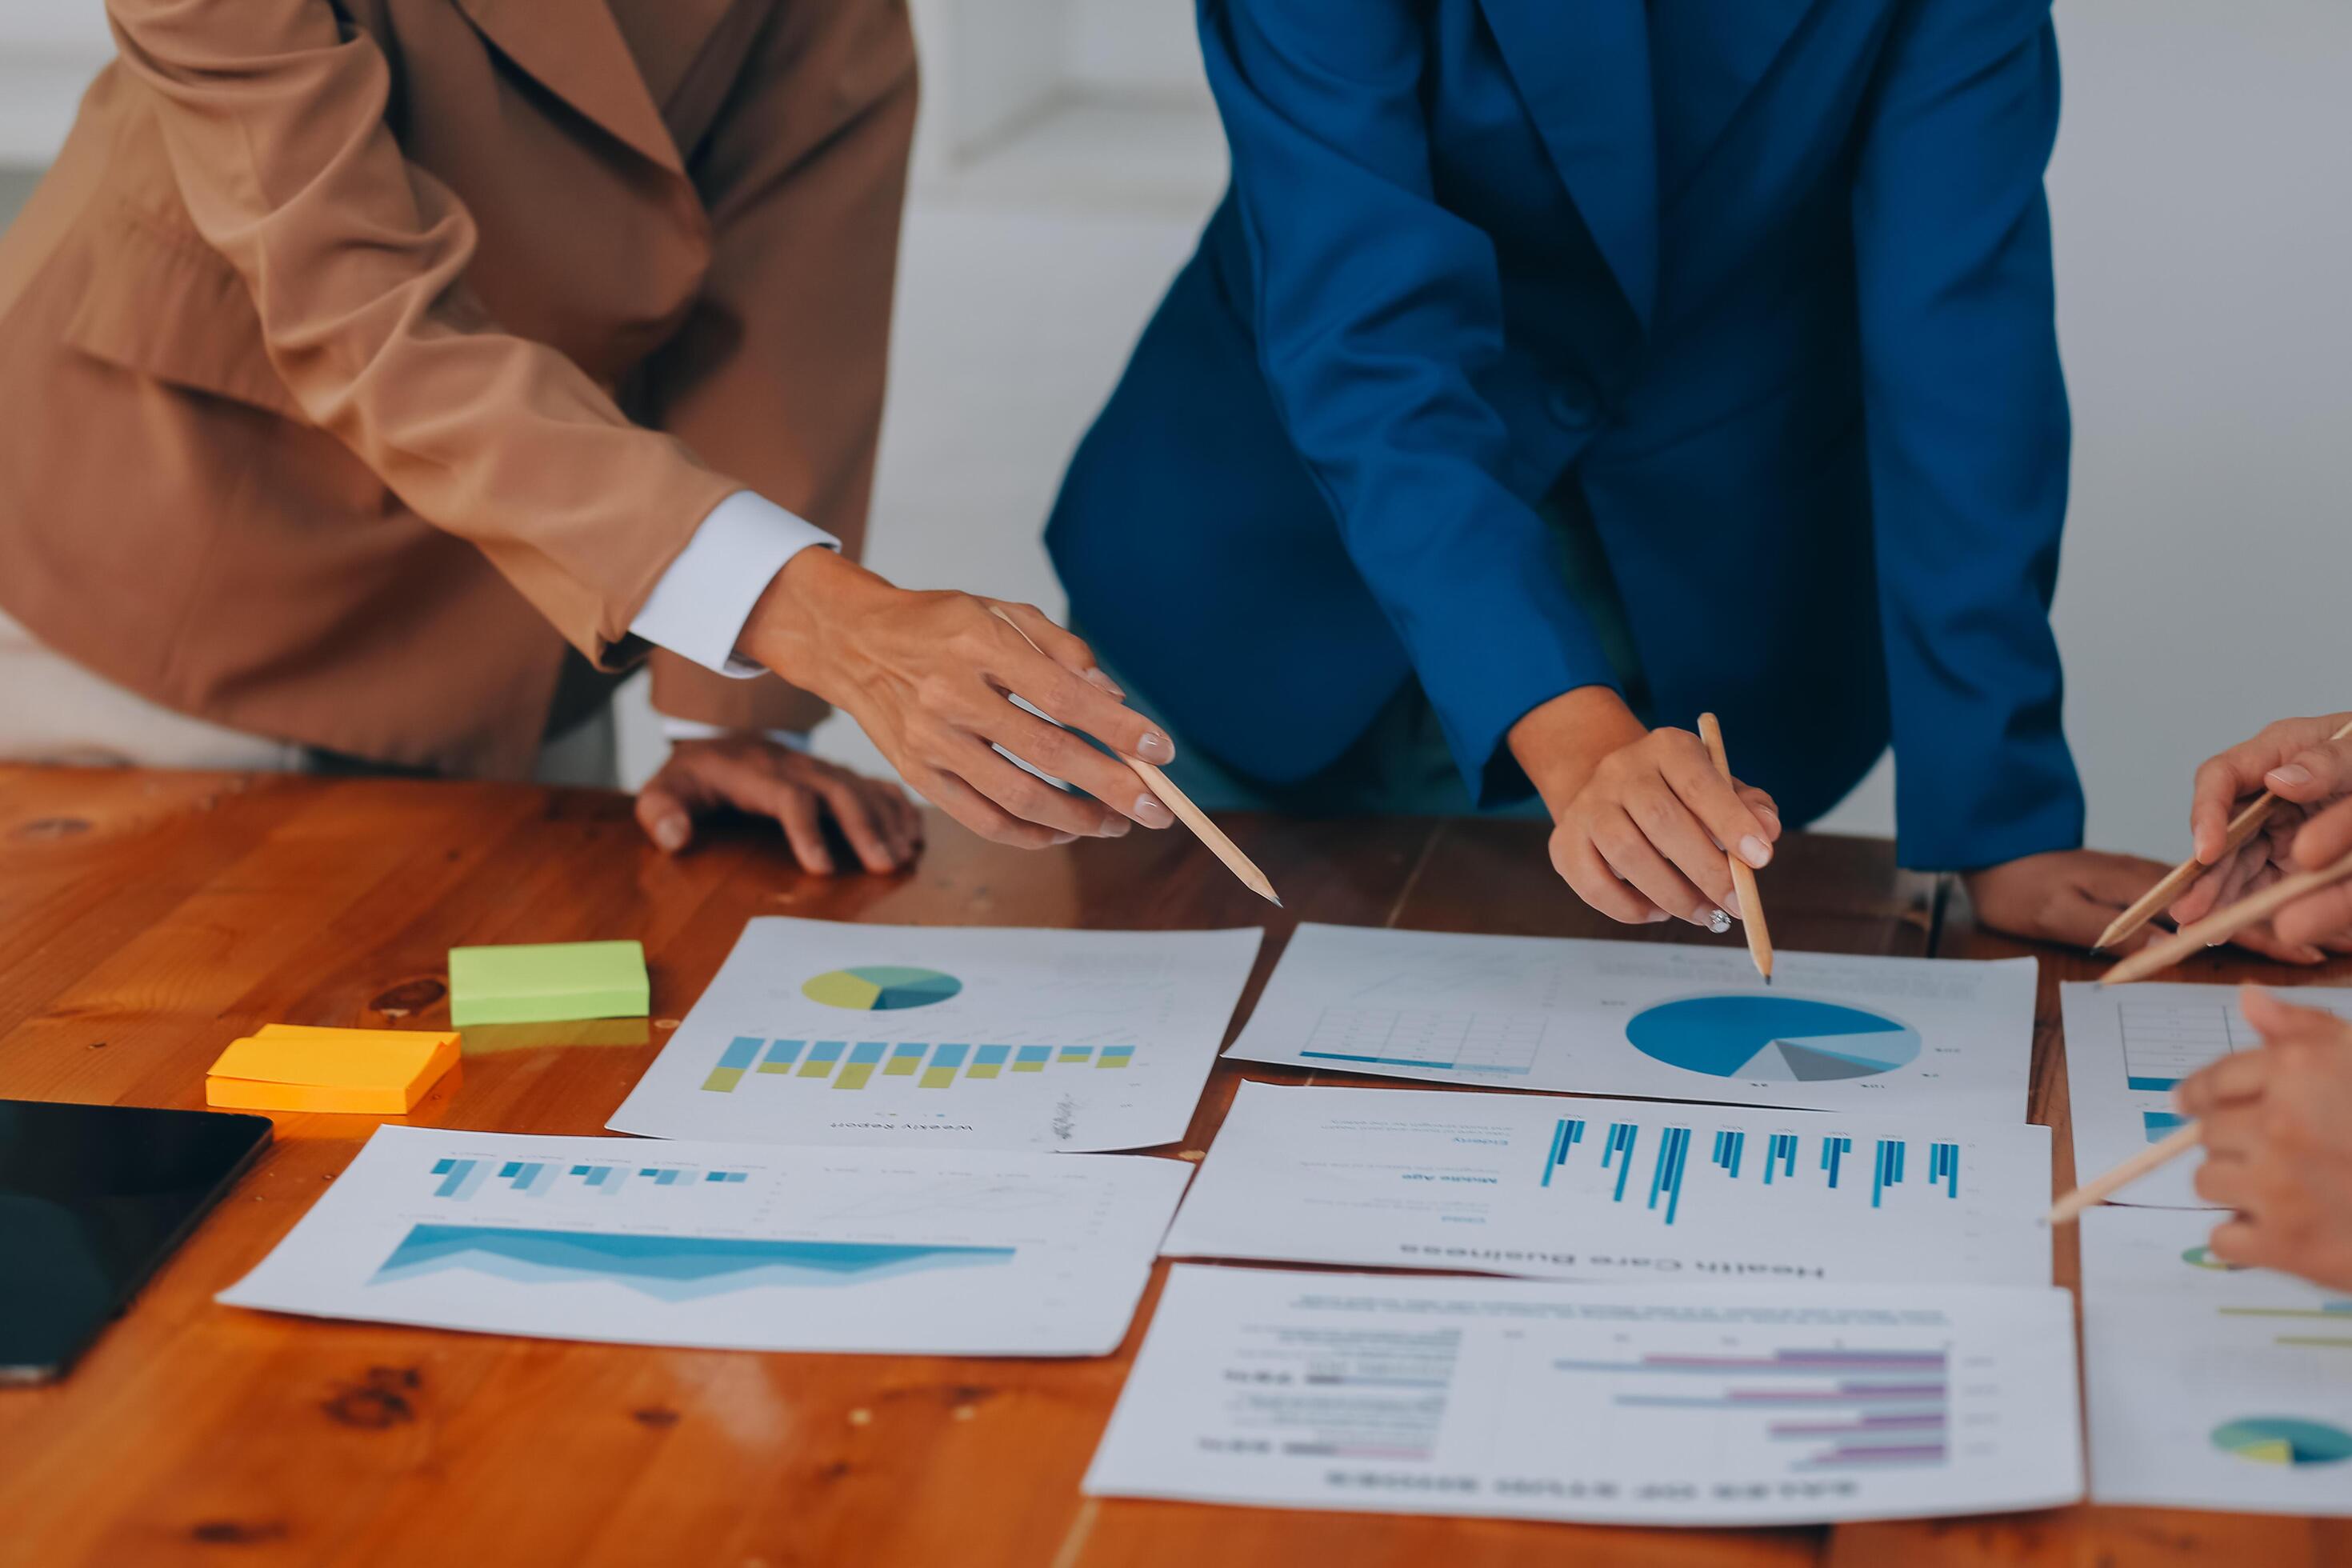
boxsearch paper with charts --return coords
[2062,982,2352,1208]
[608,918,1261,1150]
[1226,924,2037,1121]
[1085,1266,2082,1526]
[218,1126,1190,1356]
[2079,1207,2352,1514]
[1160,1082,2051,1286]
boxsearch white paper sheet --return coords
[1161,1082,2052,1286]
[1086,1266,2082,1525]
[2061,982,2352,1209]
[1227,924,2037,1122]
[608,918,1261,1150]
[219,1126,1190,1356]
[2079,1208,2352,1514]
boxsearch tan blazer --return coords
[0,0,916,777]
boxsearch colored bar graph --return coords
[968,1044,1010,1080]
[1558,1346,1950,1474]
[1601,1122,1640,1202]
[1711,1129,1746,1179]
[496,1159,558,1196]
[834,1042,887,1090]
[886,1043,926,1077]
[1541,1118,1587,1188]
[701,1035,762,1093]
[1098,1046,1134,1070]
[2127,1075,2181,1093]
[758,1039,803,1075]
[1648,1126,1693,1224]
[1013,1046,1050,1073]
[923,1043,969,1088]
[1762,1132,1798,1185]
[1871,1139,1905,1208]
[1927,1142,1959,1198]
[431,1157,489,1200]
[702,1170,749,1184]
[798,1041,846,1080]
[2144,1110,2190,1142]
[1821,1135,1852,1190]
[1058,1047,1093,1064]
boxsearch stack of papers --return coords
[206,1025,460,1114]
[450,940,650,1026]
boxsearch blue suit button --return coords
[1548,386,1601,430]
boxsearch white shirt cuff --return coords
[661,719,810,752]
[630,491,837,678]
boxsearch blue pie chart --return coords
[1626,994,1921,1082]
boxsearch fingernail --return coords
[2268,764,2313,788]
[1134,794,1174,829]
[1722,887,1743,919]
[1137,730,1174,764]
[1739,835,1771,868]
[654,817,688,852]
[1050,831,1078,846]
[1084,667,1126,698]
[1645,909,1671,923]
[1100,816,1131,838]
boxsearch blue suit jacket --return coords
[1046,0,2085,869]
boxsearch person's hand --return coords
[2168,715,2352,962]
[2177,985,2352,1293]
[634,734,924,874]
[1510,686,1782,926]
[738,550,1178,849]
[1962,849,2178,952]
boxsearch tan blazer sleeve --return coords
[102,0,739,665]
[640,0,918,731]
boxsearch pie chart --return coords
[2181,1245,2243,1272]
[2210,1417,2352,1467]
[1625,994,1920,1082]
[802,966,963,1011]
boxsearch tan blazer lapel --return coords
[603,0,745,117]
[453,0,684,176]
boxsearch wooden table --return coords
[2,764,2346,1567]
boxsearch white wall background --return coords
[2,0,2345,862]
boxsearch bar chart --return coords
[430,1156,749,1199]
[1536,1117,1965,1222]
[1559,1344,1951,1473]
[371,1225,1016,1299]
[698,1035,1139,1094]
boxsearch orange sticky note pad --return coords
[206,1024,460,1114]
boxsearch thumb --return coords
[634,779,695,854]
[2264,739,2352,805]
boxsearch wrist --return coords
[1510,685,1646,813]
[738,548,888,699]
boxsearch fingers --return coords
[2189,717,2352,861]
[914,763,1072,850]
[2203,1218,2270,1269]
[2192,1149,2255,1210]
[980,617,1173,766]
[990,602,1124,697]
[946,736,1128,840]
[2175,1025,2279,1116]
[2292,795,2352,872]
[1738,786,1783,842]
[1550,828,1670,925]
[2239,983,2350,1046]
[1654,730,1775,870]
[810,776,905,875]
[2196,1102,2263,1160]
[1595,806,1721,926]
[768,786,837,876]
[985,703,1166,830]
[2262,736,2352,805]
[633,774,700,854]
[2274,878,2352,950]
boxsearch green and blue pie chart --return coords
[802,966,963,1011]
[2210,1417,2352,1467]
[1626,994,1920,1082]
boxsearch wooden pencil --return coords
[2096,715,2352,951]
[1696,712,1774,984]
[988,609,1281,906]
[2100,847,2352,986]
[2044,1119,2202,1226]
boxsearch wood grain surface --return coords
[1,765,2346,1567]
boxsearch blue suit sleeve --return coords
[1851,0,2086,869]
[1198,0,1616,805]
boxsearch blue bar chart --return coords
[1534,1120,1970,1225]
[1560,1345,1952,1473]
[430,1155,748,1200]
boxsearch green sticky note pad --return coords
[448,940,650,1026]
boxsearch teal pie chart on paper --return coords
[1626,995,1921,1082]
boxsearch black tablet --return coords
[0,1099,272,1383]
